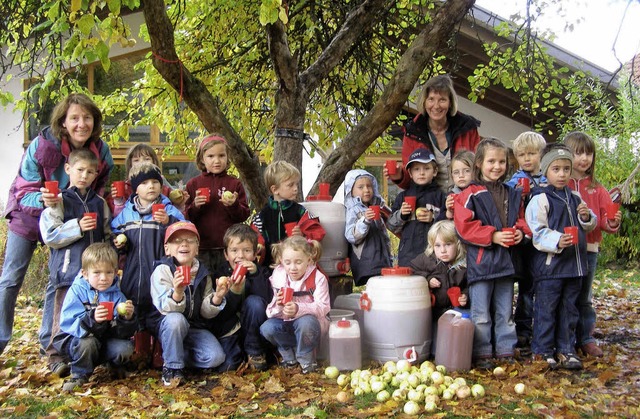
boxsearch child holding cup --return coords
[565,132,622,357]
[525,144,596,369]
[344,168,393,286]
[39,149,113,377]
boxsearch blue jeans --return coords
[260,315,321,365]
[0,231,39,354]
[216,332,243,372]
[576,252,598,346]
[66,336,133,378]
[514,273,534,341]
[241,295,270,356]
[469,278,517,358]
[532,277,581,355]
[158,312,225,370]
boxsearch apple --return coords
[430,371,444,386]
[453,377,467,387]
[336,374,349,387]
[116,302,128,316]
[169,189,184,204]
[424,400,438,413]
[514,383,526,394]
[435,364,447,374]
[217,276,230,289]
[407,388,423,402]
[376,390,391,402]
[222,190,234,200]
[324,366,339,379]
[115,234,127,246]
[370,380,385,393]
[384,360,397,374]
[456,385,471,399]
[403,400,421,416]
[493,366,506,378]
[471,383,486,398]
[336,391,350,403]
[353,387,364,397]
[424,386,439,397]
[441,389,454,400]
[392,388,406,401]
[406,373,420,388]
[396,359,411,372]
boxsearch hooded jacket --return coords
[111,194,185,316]
[4,127,113,242]
[343,169,392,284]
[525,185,597,281]
[39,187,111,289]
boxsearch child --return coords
[186,135,250,274]
[525,144,597,369]
[388,149,447,267]
[214,224,274,371]
[53,243,136,392]
[260,236,330,374]
[251,161,325,267]
[39,149,112,377]
[111,144,187,216]
[565,132,622,357]
[148,221,226,386]
[344,169,393,286]
[506,131,548,356]
[453,138,530,369]
[111,162,185,326]
[445,150,475,218]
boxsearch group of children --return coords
[38,127,621,392]
[348,131,621,371]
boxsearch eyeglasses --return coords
[169,237,199,245]
[452,169,472,177]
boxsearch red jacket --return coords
[568,177,619,251]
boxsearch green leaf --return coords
[71,0,82,13]
[108,0,122,15]
[76,14,95,36]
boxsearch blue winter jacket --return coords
[525,185,597,281]
[39,187,111,289]
[111,195,185,317]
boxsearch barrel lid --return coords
[380,267,413,276]
[337,319,351,328]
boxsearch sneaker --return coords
[558,353,582,370]
[580,342,603,357]
[300,362,318,374]
[248,354,268,371]
[108,365,127,380]
[473,358,494,370]
[281,360,298,369]
[62,376,88,392]
[162,367,185,386]
[50,362,71,378]
[544,354,559,370]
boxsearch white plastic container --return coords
[318,309,355,360]
[435,310,474,372]
[302,195,349,277]
[329,318,362,371]
[362,267,432,362]
[333,294,366,355]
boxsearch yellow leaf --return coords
[71,0,82,13]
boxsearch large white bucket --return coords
[362,267,432,362]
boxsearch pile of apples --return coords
[325,359,486,416]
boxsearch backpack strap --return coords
[293,268,317,299]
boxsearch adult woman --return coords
[389,74,481,191]
[0,93,113,366]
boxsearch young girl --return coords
[259,236,330,374]
[185,135,250,274]
[445,150,475,218]
[111,144,187,216]
[453,138,529,369]
[564,131,622,357]
[410,220,468,353]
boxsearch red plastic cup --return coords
[231,263,248,282]
[502,227,516,246]
[112,180,126,198]
[281,287,294,304]
[404,196,416,211]
[84,212,98,230]
[44,180,59,196]
[385,160,398,176]
[99,301,114,320]
[197,187,210,203]
[284,222,297,237]
[370,205,381,220]
[606,203,620,220]
[564,226,579,245]
[518,177,531,194]
[318,183,330,196]
[178,265,191,286]
[152,203,165,216]
[447,287,462,307]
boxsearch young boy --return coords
[213,223,274,371]
[388,148,447,267]
[39,149,112,377]
[111,162,185,327]
[344,169,392,286]
[53,243,136,392]
[525,144,596,370]
[148,221,226,386]
[506,131,547,356]
[251,161,325,267]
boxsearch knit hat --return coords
[130,164,163,193]
[406,148,436,170]
[540,146,574,176]
[164,221,200,244]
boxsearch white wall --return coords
[458,96,530,144]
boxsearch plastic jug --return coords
[434,310,474,371]
[329,318,362,371]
